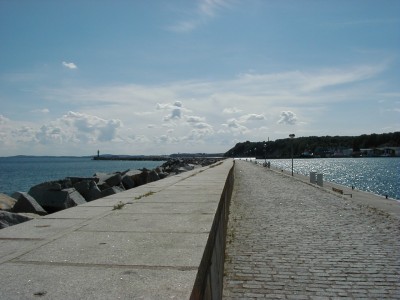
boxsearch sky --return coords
[0,0,399,156]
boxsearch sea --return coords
[256,157,400,200]
[0,156,165,196]
[0,156,399,201]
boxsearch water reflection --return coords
[257,157,400,200]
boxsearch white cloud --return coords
[62,61,78,69]
[161,101,189,121]
[186,116,205,123]
[1,60,395,156]
[167,0,233,32]
[277,111,297,125]
[199,0,231,17]
[221,118,249,135]
[0,112,123,154]
[61,111,122,142]
[239,114,265,122]
[0,114,10,124]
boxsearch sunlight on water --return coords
[257,157,400,200]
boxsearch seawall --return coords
[0,159,234,299]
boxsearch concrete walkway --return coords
[223,160,400,299]
[0,159,233,299]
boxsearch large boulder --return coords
[67,177,99,185]
[63,188,87,208]
[0,211,33,229]
[28,186,86,213]
[11,192,47,215]
[130,170,149,187]
[147,170,160,182]
[94,172,122,187]
[0,193,17,211]
[121,175,135,190]
[74,180,102,201]
[100,186,125,198]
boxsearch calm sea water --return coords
[256,157,400,200]
[0,156,165,196]
[1,156,399,201]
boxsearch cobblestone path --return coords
[223,160,400,299]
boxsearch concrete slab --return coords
[132,193,221,203]
[80,212,215,233]
[119,201,219,214]
[17,231,209,267]
[0,240,39,259]
[43,206,111,219]
[0,218,86,239]
[81,188,160,205]
[0,262,196,299]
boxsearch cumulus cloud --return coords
[160,101,187,121]
[61,111,122,142]
[185,115,214,138]
[239,114,265,122]
[0,111,123,150]
[221,118,249,135]
[0,114,10,124]
[186,116,205,123]
[35,124,65,144]
[62,61,78,69]
[277,111,297,125]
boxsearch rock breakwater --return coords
[0,157,223,228]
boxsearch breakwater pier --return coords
[224,160,399,299]
[1,159,399,299]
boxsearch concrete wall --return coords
[0,159,235,299]
[190,162,235,299]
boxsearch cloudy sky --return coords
[0,0,399,156]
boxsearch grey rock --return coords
[28,187,85,213]
[122,175,135,190]
[63,188,87,208]
[100,186,125,198]
[147,170,160,183]
[67,177,99,185]
[131,170,149,187]
[0,193,17,211]
[87,181,102,201]
[105,173,122,187]
[74,180,102,201]
[94,172,122,187]
[0,211,33,229]
[11,192,47,215]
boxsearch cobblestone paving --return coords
[223,160,400,300]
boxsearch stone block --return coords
[100,186,125,198]
[27,188,86,213]
[0,211,32,229]
[94,172,122,187]
[122,175,135,189]
[63,188,87,207]
[74,180,102,201]
[0,193,17,211]
[148,170,160,183]
[11,192,47,215]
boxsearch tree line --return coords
[224,132,400,158]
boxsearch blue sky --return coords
[0,0,399,156]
